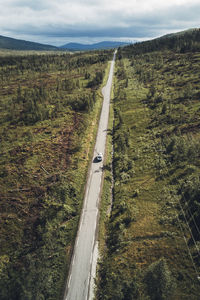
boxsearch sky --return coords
[0,0,199,46]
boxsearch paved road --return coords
[64,51,116,300]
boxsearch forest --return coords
[1,28,200,300]
[97,29,200,299]
[0,49,112,299]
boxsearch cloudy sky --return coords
[0,0,199,46]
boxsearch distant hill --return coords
[0,35,59,51]
[159,28,199,40]
[60,41,129,51]
[120,28,200,55]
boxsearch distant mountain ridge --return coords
[0,35,58,51]
[60,41,129,51]
[1,29,198,52]
[0,35,129,52]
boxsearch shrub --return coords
[144,258,176,300]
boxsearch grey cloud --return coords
[11,0,49,10]
[0,0,200,45]
[9,23,178,41]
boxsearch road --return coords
[64,50,116,300]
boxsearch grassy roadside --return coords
[96,53,200,300]
[0,51,113,300]
[98,69,115,253]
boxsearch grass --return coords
[96,52,200,300]
[98,74,114,252]
[0,49,66,56]
[0,50,112,299]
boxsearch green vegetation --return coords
[97,29,200,299]
[122,28,200,56]
[0,49,112,299]
[98,74,114,252]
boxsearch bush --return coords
[87,71,104,88]
[144,258,176,300]
[96,258,139,300]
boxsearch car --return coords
[96,153,103,162]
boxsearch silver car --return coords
[96,153,103,162]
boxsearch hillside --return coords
[122,28,200,55]
[0,49,112,299]
[160,28,199,39]
[97,29,200,299]
[0,35,59,51]
[0,35,129,52]
[1,28,200,300]
[60,41,128,51]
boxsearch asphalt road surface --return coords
[64,51,116,300]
